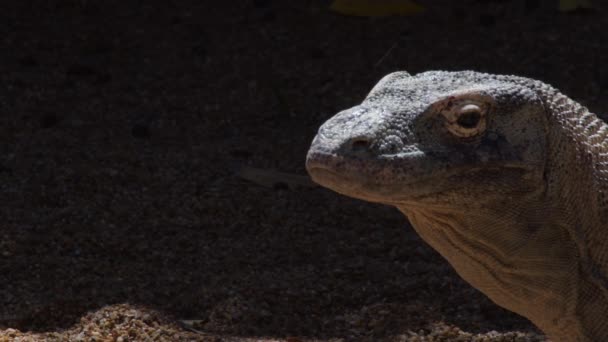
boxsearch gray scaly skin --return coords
[306,70,608,341]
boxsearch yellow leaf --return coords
[559,0,593,11]
[330,0,425,17]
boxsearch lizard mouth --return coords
[306,150,437,203]
[307,164,396,204]
[306,149,539,205]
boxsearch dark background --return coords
[0,0,604,340]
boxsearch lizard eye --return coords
[457,107,481,128]
[442,102,487,138]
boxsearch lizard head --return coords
[306,70,548,208]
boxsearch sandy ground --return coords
[1,0,607,340]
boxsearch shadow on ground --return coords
[1,0,606,340]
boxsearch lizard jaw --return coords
[306,149,446,204]
[306,148,540,206]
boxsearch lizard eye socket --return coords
[442,102,488,138]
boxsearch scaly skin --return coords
[306,70,608,341]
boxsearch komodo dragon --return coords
[305,70,608,341]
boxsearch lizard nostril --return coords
[350,138,372,152]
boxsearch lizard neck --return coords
[538,83,608,212]
[398,200,577,333]
[398,199,608,341]
[540,89,608,341]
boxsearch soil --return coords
[1,0,607,341]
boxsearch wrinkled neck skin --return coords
[542,94,608,341]
[396,95,608,341]
[396,197,585,341]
